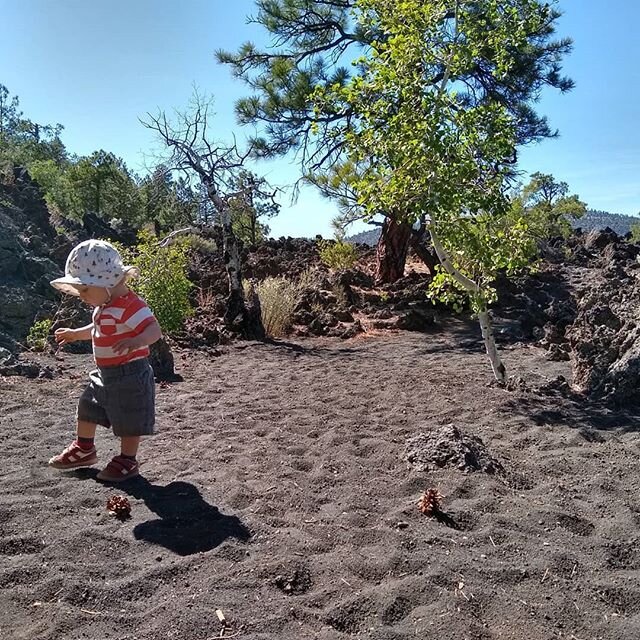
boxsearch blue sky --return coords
[0,0,638,236]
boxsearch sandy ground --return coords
[2,323,640,640]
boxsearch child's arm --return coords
[112,319,163,355]
[54,324,93,345]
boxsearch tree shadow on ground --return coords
[73,471,251,555]
[262,337,365,360]
[506,392,640,434]
[262,338,325,357]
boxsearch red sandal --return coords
[97,456,139,482]
[48,441,98,469]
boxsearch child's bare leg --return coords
[77,420,97,439]
[120,436,140,458]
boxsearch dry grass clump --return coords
[254,276,300,337]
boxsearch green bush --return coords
[318,239,358,271]
[117,231,193,334]
[27,318,53,351]
[630,223,640,244]
[254,276,300,337]
[186,233,217,255]
[28,159,83,221]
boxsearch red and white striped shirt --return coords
[92,291,156,367]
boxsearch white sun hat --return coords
[50,239,137,296]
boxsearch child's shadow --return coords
[77,471,250,556]
[129,478,251,555]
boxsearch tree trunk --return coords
[375,217,412,284]
[478,309,507,382]
[409,227,440,275]
[220,203,245,325]
[250,214,257,247]
[243,279,266,340]
[429,228,507,382]
[205,182,265,339]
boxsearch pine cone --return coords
[106,495,131,518]
[418,488,443,515]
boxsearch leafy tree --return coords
[66,150,142,225]
[218,0,573,282]
[0,88,141,226]
[516,172,586,238]
[68,151,120,216]
[139,165,200,233]
[0,84,67,166]
[28,159,83,219]
[1,84,197,232]
[28,151,144,227]
[0,84,22,141]
[312,0,574,381]
[227,170,280,245]
[307,159,364,223]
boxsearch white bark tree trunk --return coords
[219,204,244,310]
[205,183,245,325]
[477,309,507,383]
[429,227,507,383]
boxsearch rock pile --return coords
[404,424,504,474]
[0,167,64,351]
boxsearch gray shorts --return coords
[77,358,156,437]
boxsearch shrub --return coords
[117,231,193,335]
[28,159,83,221]
[318,239,357,271]
[332,284,348,307]
[297,266,321,291]
[27,318,53,351]
[631,223,640,244]
[254,276,300,337]
[186,233,217,255]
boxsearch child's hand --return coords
[54,328,77,345]
[112,336,142,355]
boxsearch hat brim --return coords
[50,266,137,296]
[50,277,86,297]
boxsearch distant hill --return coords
[572,210,640,236]
[347,210,640,246]
[347,227,382,246]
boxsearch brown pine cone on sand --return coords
[106,495,131,518]
[418,488,443,515]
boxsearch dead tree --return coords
[142,96,266,339]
